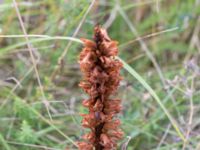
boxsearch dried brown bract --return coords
[78,26,123,150]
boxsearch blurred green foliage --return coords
[0,0,200,149]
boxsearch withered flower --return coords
[78,26,123,150]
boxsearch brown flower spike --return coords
[78,26,123,150]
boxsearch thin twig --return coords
[51,0,96,80]
[5,77,22,88]
[182,76,195,150]
[12,0,52,120]
[156,124,171,149]
[0,67,34,110]
[119,27,179,48]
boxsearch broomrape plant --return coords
[77,26,123,150]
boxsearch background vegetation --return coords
[0,0,200,149]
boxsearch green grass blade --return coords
[13,96,78,147]
[117,56,185,142]
[0,134,11,150]
[0,36,83,57]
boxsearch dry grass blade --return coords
[51,0,96,80]
[121,136,132,150]
[0,67,33,110]
[6,140,61,150]
[117,3,165,85]
[12,0,52,120]
[119,27,179,48]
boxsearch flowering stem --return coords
[77,26,123,150]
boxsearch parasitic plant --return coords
[78,26,123,150]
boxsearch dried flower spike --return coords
[78,26,123,150]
